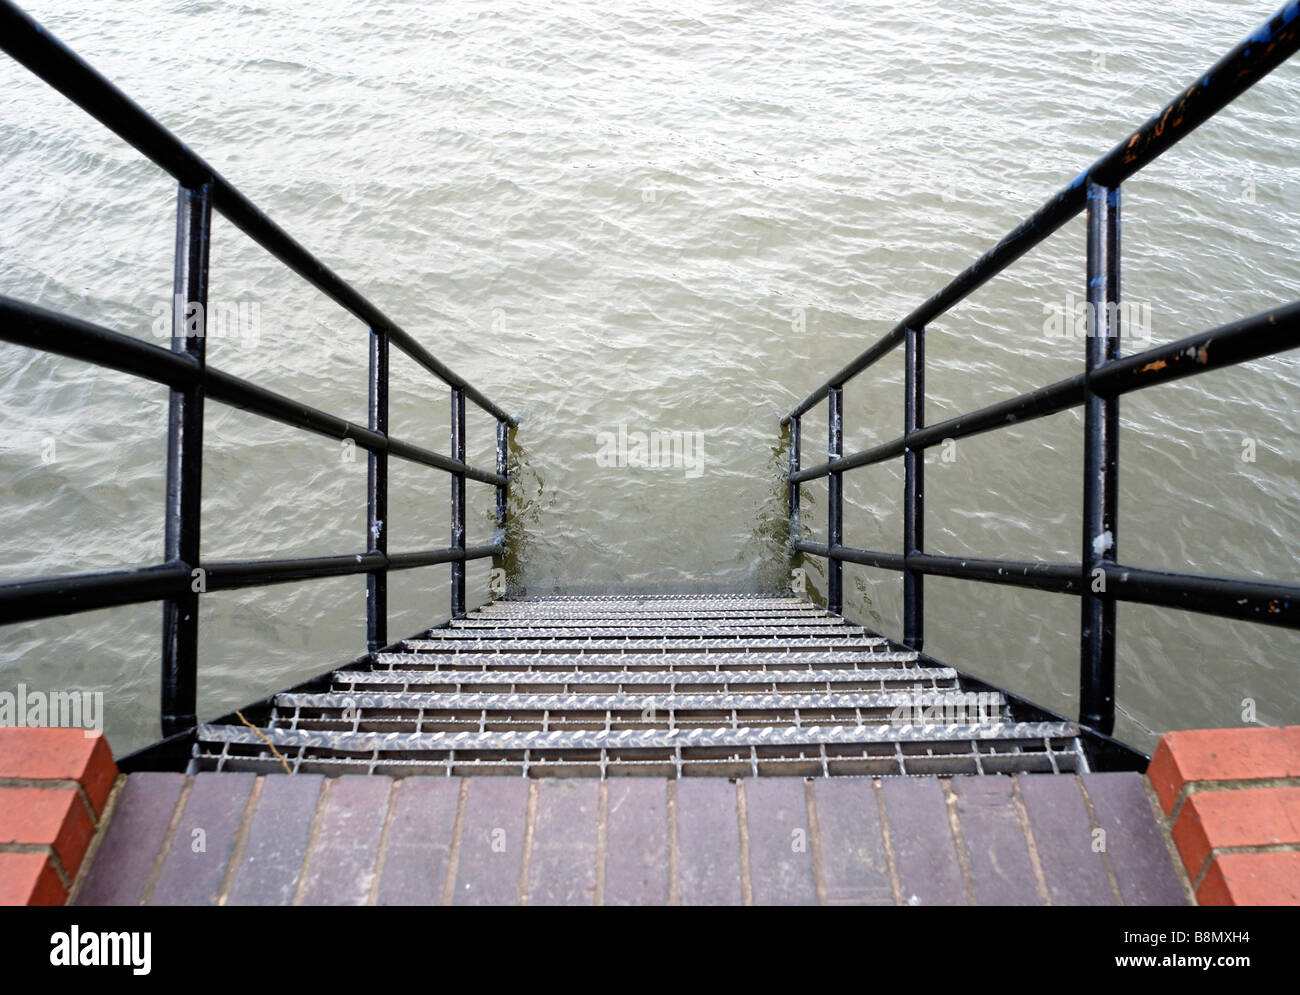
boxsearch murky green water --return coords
[1,0,1297,754]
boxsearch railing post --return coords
[494,418,508,547]
[827,386,843,615]
[450,387,466,619]
[366,327,389,652]
[903,325,925,650]
[787,415,801,555]
[160,181,211,737]
[1080,181,1121,735]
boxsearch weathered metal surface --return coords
[198,720,1077,753]
[192,594,1088,777]
[342,666,952,688]
[408,624,881,639]
[371,649,922,670]
[780,3,1300,740]
[275,689,1000,714]
[401,636,892,653]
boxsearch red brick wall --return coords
[0,728,118,905]
[1147,726,1300,906]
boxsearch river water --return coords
[1,0,1297,754]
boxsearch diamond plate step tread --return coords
[507,595,804,602]
[450,617,851,628]
[413,625,876,639]
[334,666,959,688]
[399,637,892,653]
[191,592,1091,779]
[469,608,829,618]
[196,720,1080,753]
[371,650,921,670]
[273,690,1005,713]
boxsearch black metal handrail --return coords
[0,2,517,736]
[782,1,1300,737]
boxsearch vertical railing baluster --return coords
[827,387,843,615]
[1080,181,1121,735]
[160,181,211,737]
[366,326,389,653]
[450,387,467,619]
[903,325,925,651]
[494,418,508,550]
[788,415,801,555]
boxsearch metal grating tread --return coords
[407,624,877,639]
[400,636,893,653]
[335,666,958,689]
[368,649,923,671]
[194,594,1089,777]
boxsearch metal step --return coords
[409,624,874,639]
[192,593,1090,778]
[192,720,1085,778]
[268,689,1006,735]
[333,666,958,691]
[448,616,851,628]
[467,608,830,619]
[369,650,922,671]
[400,636,892,653]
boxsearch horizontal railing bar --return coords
[0,564,189,624]
[782,1,1300,423]
[792,540,831,558]
[203,553,386,590]
[793,541,1298,618]
[0,295,506,486]
[791,299,1300,483]
[386,437,505,486]
[0,294,199,387]
[827,546,1081,594]
[907,553,1082,595]
[1090,297,1300,398]
[1101,564,1300,628]
[204,544,504,590]
[830,546,907,572]
[203,366,386,451]
[388,544,501,572]
[0,1,515,427]
[0,544,504,621]
[793,373,1087,482]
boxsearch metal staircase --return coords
[191,594,1088,778]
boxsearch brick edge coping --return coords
[5,724,1297,905]
[1148,725,1300,906]
[0,728,119,905]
